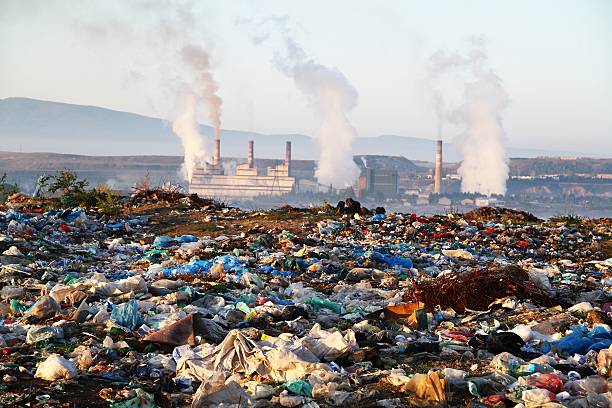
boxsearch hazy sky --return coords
[1,0,610,154]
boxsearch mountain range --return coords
[0,97,598,162]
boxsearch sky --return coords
[0,0,611,155]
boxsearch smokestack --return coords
[213,129,220,166]
[434,140,443,194]
[285,141,292,175]
[248,140,254,168]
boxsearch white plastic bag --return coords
[35,354,77,381]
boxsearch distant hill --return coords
[0,97,602,161]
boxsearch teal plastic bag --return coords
[305,296,342,314]
[285,380,313,397]
[111,299,144,330]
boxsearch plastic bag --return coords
[524,373,565,394]
[111,299,144,330]
[543,325,612,355]
[566,376,609,395]
[527,267,556,296]
[401,372,446,405]
[367,251,414,268]
[302,323,357,361]
[26,326,64,344]
[192,380,252,407]
[153,235,175,248]
[285,380,313,397]
[243,381,275,399]
[35,354,77,381]
[486,331,525,355]
[305,297,342,314]
[521,388,556,407]
[442,249,474,260]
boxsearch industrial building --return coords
[356,168,399,198]
[189,140,295,199]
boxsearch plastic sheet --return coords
[110,299,144,330]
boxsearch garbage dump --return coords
[0,191,611,407]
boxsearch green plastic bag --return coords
[305,297,342,314]
[285,380,313,397]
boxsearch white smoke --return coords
[245,18,360,188]
[171,44,224,181]
[291,57,360,187]
[430,44,509,196]
[222,160,237,176]
[180,45,223,143]
[429,51,467,137]
[172,93,208,181]
[70,2,221,182]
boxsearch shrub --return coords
[0,173,19,201]
[41,170,122,215]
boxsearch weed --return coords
[551,212,583,226]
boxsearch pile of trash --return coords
[0,199,610,407]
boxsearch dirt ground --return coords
[130,203,340,238]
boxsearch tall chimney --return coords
[434,139,443,194]
[248,140,254,168]
[213,129,221,165]
[285,141,292,175]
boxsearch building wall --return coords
[356,168,399,197]
[372,170,399,196]
[189,164,295,198]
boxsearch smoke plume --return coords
[291,56,360,188]
[429,50,466,141]
[245,18,360,188]
[172,93,208,181]
[70,2,222,182]
[431,44,509,196]
[180,45,223,142]
[281,45,360,187]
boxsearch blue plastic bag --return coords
[370,213,386,222]
[162,260,212,277]
[176,234,198,243]
[153,236,175,248]
[543,325,612,355]
[367,251,413,268]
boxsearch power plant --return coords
[189,139,295,198]
[188,136,445,200]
